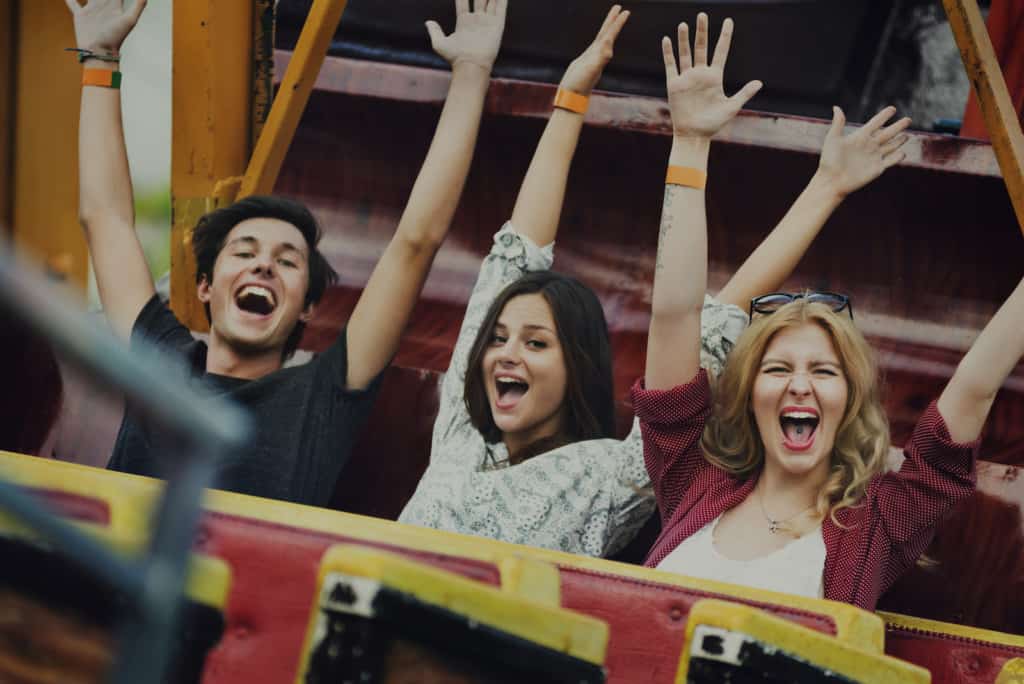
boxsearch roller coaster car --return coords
[2,453,1024,683]
[0,522,229,683]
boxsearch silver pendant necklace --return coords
[758,485,816,534]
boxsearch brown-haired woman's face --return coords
[751,323,849,482]
[481,294,568,452]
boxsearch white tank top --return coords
[656,514,826,599]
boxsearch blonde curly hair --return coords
[702,299,890,526]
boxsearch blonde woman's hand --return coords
[64,0,147,56]
[662,13,762,139]
[426,0,507,72]
[559,5,631,95]
[816,106,911,198]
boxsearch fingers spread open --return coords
[605,9,630,45]
[599,5,621,37]
[711,18,734,70]
[662,36,679,79]
[455,0,470,16]
[883,150,907,168]
[875,116,912,144]
[425,20,446,49]
[693,12,709,66]
[828,106,847,139]
[677,22,692,71]
[881,134,909,157]
[863,105,897,135]
[730,79,763,109]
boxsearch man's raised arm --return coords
[68,0,154,340]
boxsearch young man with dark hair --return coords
[67,0,508,505]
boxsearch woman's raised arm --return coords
[345,0,506,390]
[509,5,630,247]
[938,273,1024,442]
[645,14,761,390]
[717,106,911,309]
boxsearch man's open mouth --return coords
[235,284,277,316]
[495,376,529,409]
[779,409,819,449]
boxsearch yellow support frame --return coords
[238,0,349,198]
[0,0,13,239]
[943,0,1024,235]
[170,0,349,329]
[10,1,86,286]
[170,0,255,329]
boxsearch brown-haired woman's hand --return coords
[64,0,147,57]
[815,106,911,198]
[663,13,761,139]
[426,0,507,72]
[559,5,631,96]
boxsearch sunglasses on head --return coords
[749,291,853,321]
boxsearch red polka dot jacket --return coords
[631,369,979,610]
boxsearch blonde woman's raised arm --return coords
[718,106,910,309]
[716,105,909,307]
[645,14,761,390]
[938,274,1024,443]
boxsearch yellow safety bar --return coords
[294,544,609,683]
[677,599,931,683]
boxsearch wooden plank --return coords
[12,0,87,287]
[238,0,349,198]
[942,0,1024,234]
[0,0,14,238]
[275,50,1004,180]
[170,0,254,329]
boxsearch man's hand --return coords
[662,13,762,139]
[815,106,911,198]
[65,0,147,56]
[426,0,507,72]
[559,5,631,96]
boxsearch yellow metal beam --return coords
[170,0,255,329]
[0,0,14,238]
[251,0,276,150]
[11,1,87,286]
[943,0,1024,236]
[238,0,349,198]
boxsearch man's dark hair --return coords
[463,271,616,463]
[191,195,338,359]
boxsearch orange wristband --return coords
[82,67,121,89]
[665,166,707,189]
[553,88,589,115]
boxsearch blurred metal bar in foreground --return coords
[0,244,250,683]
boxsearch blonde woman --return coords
[635,13,1024,608]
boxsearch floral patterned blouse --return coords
[398,224,748,556]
